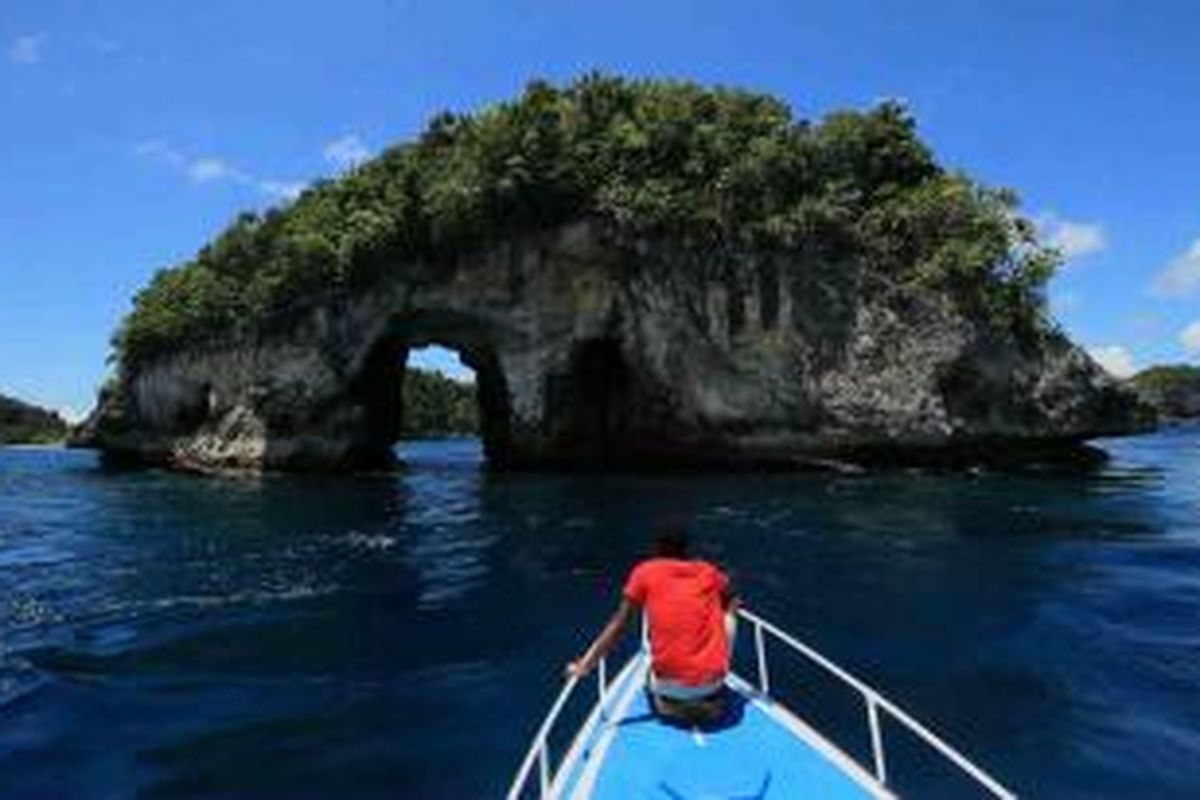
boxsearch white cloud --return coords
[323,134,371,170]
[58,406,87,425]
[135,140,304,202]
[1150,237,1200,298]
[258,180,306,201]
[1037,213,1107,259]
[188,158,236,183]
[1180,320,1200,354]
[1087,345,1137,379]
[9,34,46,65]
[134,139,186,167]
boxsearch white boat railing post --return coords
[537,743,549,797]
[507,648,648,800]
[735,608,1017,800]
[506,672,580,800]
[509,608,1017,800]
[753,618,770,695]
[866,693,888,784]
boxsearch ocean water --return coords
[1,428,1198,799]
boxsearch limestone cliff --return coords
[77,221,1148,472]
[78,77,1152,471]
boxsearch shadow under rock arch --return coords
[347,310,514,470]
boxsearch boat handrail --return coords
[506,651,627,800]
[738,607,1018,799]
[506,670,580,799]
[507,608,1018,799]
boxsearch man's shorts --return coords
[649,672,726,700]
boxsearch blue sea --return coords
[1,428,1198,799]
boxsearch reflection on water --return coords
[397,443,493,610]
[0,427,1198,799]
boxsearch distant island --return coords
[402,368,477,438]
[79,74,1148,473]
[1130,365,1200,420]
[0,394,68,444]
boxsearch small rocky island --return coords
[77,75,1149,472]
[1,394,68,445]
[1129,365,1200,420]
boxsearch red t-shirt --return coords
[623,558,731,686]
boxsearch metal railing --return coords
[740,608,1018,799]
[506,669,583,800]
[508,609,1018,799]
[506,651,636,800]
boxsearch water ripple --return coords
[1,435,1199,798]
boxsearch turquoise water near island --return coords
[1,428,1198,798]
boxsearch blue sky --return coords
[2,0,1199,418]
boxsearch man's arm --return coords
[723,586,740,613]
[566,598,637,679]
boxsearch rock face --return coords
[77,221,1150,472]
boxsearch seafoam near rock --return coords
[76,221,1150,472]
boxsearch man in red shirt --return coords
[567,529,738,722]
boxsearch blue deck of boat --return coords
[558,660,881,799]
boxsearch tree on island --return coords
[0,394,68,444]
[111,73,1060,372]
[1130,365,1200,419]
[81,73,1150,474]
[401,368,478,438]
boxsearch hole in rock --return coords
[352,325,513,471]
[395,345,482,465]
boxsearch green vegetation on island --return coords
[113,74,1060,368]
[401,368,478,438]
[0,394,69,444]
[1130,365,1200,419]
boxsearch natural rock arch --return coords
[345,315,513,468]
[80,222,1147,473]
[78,77,1153,472]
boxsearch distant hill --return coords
[401,369,478,438]
[1129,365,1200,420]
[0,394,69,444]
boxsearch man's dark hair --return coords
[654,524,689,559]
